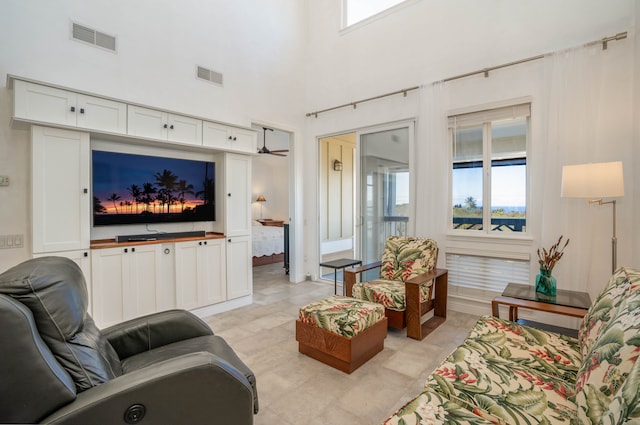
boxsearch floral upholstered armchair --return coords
[344,236,448,339]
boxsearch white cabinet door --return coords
[202,121,256,153]
[232,127,257,153]
[32,126,90,253]
[14,80,126,134]
[202,121,229,150]
[174,241,200,310]
[128,105,202,146]
[226,235,252,300]
[91,247,126,328]
[127,105,168,140]
[76,94,127,134]
[167,114,202,146]
[14,80,77,126]
[91,244,161,328]
[224,154,251,236]
[126,244,162,319]
[198,239,226,306]
[175,239,226,309]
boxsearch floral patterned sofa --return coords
[384,266,640,425]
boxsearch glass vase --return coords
[535,268,556,296]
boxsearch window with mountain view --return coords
[450,104,529,233]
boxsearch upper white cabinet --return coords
[203,121,257,154]
[32,126,90,253]
[127,105,202,146]
[14,80,127,134]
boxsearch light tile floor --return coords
[203,263,481,425]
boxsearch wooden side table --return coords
[492,283,591,337]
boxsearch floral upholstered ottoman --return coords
[295,296,388,373]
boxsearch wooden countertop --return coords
[91,232,226,249]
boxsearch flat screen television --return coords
[92,150,215,226]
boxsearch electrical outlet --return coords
[0,176,9,186]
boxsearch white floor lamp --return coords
[561,161,625,274]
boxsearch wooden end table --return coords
[492,283,591,337]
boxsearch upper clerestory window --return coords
[342,0,410,28]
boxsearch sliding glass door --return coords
[358,123,413,265]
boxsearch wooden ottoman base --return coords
[295,317,387,374]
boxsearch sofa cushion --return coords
[351,279,433,312]
[298,296,385,338]
[384,388,495,425]
[577,267,638,359]
[574,267,640,424]
[426,343,577,424]
[466,315,582,383]
[380,236,438,282]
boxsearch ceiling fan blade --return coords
[269,152,287,157]
[270,149,289,153]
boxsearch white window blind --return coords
[448,103,531,129]
[446,252,530,293]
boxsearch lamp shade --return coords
[561,161,624,199]
[256,195,266,202]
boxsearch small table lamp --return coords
[561,161,624,273]
[256,195,266,219]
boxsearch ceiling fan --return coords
[258,127,288,157]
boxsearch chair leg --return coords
[406,269,448,340]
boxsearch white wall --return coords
[0,0,308,272]
[252,155,289,221]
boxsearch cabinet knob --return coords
[227,193,231,197]
[228,136,233,140]
[164,248,171,254]
[132,247,136,252]
[83,252,88,257]
[124,248,128,253]
[170,125,174,129]
[228,239,231,243]
[204,241,207,245]
[163,124,168,129]
[70,106,76,112]
[233,136,237,141]
[198,241,202,246]
[83,188,88,194]
[80,108,85,114]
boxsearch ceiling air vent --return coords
[197,66,223,86]
[71,22,117,52]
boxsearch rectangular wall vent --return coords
[71,22,117,52]
[197,66,223,86]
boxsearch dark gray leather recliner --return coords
[0,256,258,424]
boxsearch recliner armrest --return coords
[102,309,213,359]
[41,352,254,425]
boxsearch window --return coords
[343,0,408,27]
[450,103,530,233]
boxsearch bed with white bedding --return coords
[252,221,285,267]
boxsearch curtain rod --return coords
[305,31,627,118]
[444,32,627,82]
[305,86,420,118]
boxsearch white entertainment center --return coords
[10,75,256,328]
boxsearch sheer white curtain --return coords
[540,42,634,297]
[415,81,448,251]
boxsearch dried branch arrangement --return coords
[537,235,570,271]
